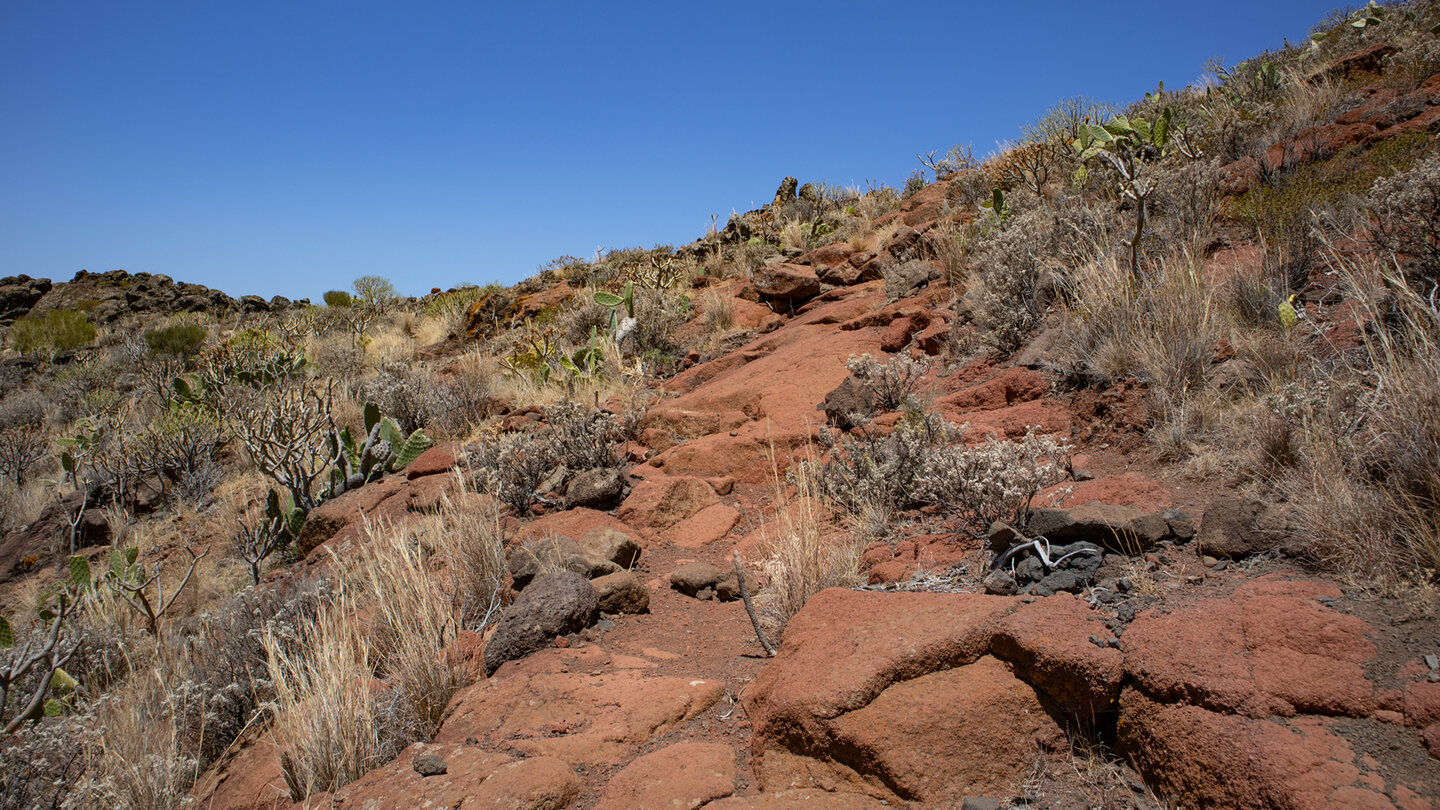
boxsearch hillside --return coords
[2,4,1440,809]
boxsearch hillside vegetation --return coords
[3,3,1440,808]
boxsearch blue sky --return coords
[1,1,1333,301]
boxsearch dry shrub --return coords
[845,353,930,412]
[305,333,367,381]
[701,289,734,335]
[69,668,197,810]
[356,517,465,741]
[1062,249,1225,397]
[0,716,93,810]
[1286,258,1440,586]
[425,351,497,438]
[757,455,863,637]
[263,584,392,800]
[961,196,1109,354]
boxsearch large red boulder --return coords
[1122,579,1375,719]
[593,742,736,810]
[744,589,1065,804]
[1117,687,1411,810]
[436,645,724,769]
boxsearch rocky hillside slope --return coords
[3,5,1440,810]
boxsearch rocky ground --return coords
[6,23,1440,810]
[189,237,1439,808]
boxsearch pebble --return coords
[413,753,448,777]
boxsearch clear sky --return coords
[1,1,1334,301]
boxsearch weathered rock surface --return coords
[507,535,618,590]
[438,646,724,768]
[593,742,736,810]
[1027,501,1172,553]
[483,572,600,676]
[326,743,580,809]
[592,570,650,614]
[564,467,627,510]
[0,274,52,324]
[1198,495,1292,559]
[1122,578,1375,719]
[618,476,720,532]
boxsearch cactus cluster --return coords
[326,402,433,498]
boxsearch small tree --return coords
[322,290,353,308]
[351,276,398,313]
[1071,108,1200,277]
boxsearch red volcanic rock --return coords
[295,477,409,556]
[992,594,1123,719]
[593,742,736,810]
[436,645,724,769]
[822,656,1062,803]
[744,590,1044,803]
[515,507,638,547]
[911,316,950,355]
[944,397,1071,440]
[665,503,740,549]
[1123,580,1376,719]
[1403,681,1440,728]
[705,789,891,809]
[1038,473,1174,512]
[754,264,821,302]
[648,422,816,485]
[404,443,457,479]
[794,243,854,269]
[618,476,720,532]
[939,367,1049,410]
[325,743,580,810]
[1220,122,1380,195]
[1117,687,1431,810]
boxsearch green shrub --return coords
[143,323,208,358]
[10,309,97,357]
[351,276,398,311]
[322,290,353,308]
[220,326,281,356]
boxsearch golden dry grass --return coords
[356,515,466,740]
[755,449,865,637]
[263,581,386,799]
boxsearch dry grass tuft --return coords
[756,450,864,637]
[356,516,466,742]
[1285,255,1440,587]
[701,288,734,335]
[263,582,389,799]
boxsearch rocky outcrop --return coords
[0,275,52,324]
[324,743,580,809]
[742,579,1435,809]
[438,646,724,768]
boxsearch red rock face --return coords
[593,742,736,810]
[435,645,724,769]
[1123,579,1375,719]
[323,743,580,810]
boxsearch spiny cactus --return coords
[326,401,433,498]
